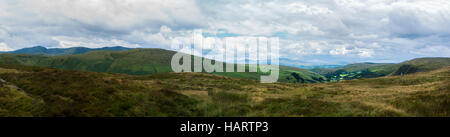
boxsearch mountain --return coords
[1,63,448,117]
[4,46,448,83]
[0,48,326,83]
[8,46,131,55]
[393,57,450,75]
[312,58,450,81]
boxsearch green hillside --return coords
[0,64,448,117]
[312,63,398,82]
[393,57,450,75]
[2,47,447,83]
[0,48,325,83]
[312,58,450,81]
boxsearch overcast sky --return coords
[0,0,449,65]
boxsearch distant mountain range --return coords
[0,47,326,83]
[292,65,345,69]
[2,46,351,69]
[0,46,449,117]
[5,46,131,55]
[1,46,449,83]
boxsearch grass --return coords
[0,64,448,117]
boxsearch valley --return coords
[0,47,448,117]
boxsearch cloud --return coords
[22,0,205,31]
[125,25,174,48]
[0,0,205,49]
[0,0,449,65]
[51,36,140,48]
[0,42,14,51]
[410,45,450,57]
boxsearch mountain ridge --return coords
[7,46,131,55]
[1,46,449,83]
[0,48,326,83]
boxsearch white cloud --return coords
[410,45,450,57]
[21,0,205,31]
[328,46,373,57]
[286,2,333,15]
[349,33,379,40]
[51,36,140,48]
[125,25,182,48]
[0,42,14,51]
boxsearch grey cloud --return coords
[0,0,449,65]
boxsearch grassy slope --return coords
[0,49,325,83]
[393,57,450,75]
[312,58,450,81]
[0,64,448,117]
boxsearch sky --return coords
[0,0,449,66]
